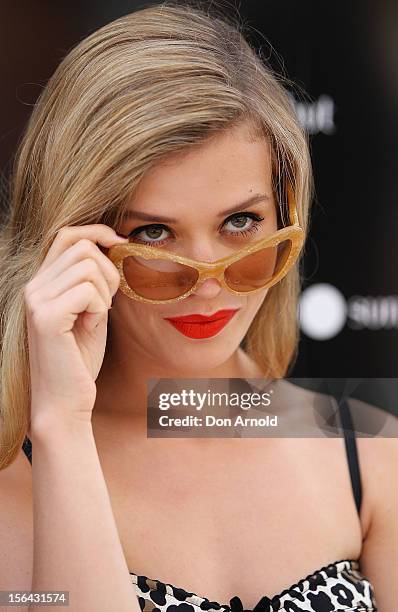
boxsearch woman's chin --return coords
[153,345,239,377]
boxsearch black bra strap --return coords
[22,435,32,465]
[338,397,362,516]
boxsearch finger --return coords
[39,258,113,309]
[28,238,122,299]
[38,224,128,273]
[31,281,109,336]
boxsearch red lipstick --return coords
[164,309,240,339]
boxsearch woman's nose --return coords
[191,277,223,299]
[185,242,225,298]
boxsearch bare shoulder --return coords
[341,395,398,520]
[348,397,398,517]
[344,399,398,603]
[0,446,33,592]
[271,381,398,536]
[273,379,398,437]
[345,395,398,436]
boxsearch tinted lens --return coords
[123,255,199,300]
[224,239,292,291]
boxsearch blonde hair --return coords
[0,0,313,468]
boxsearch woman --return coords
[0,2,396,611]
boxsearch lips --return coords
[164,308,240,339]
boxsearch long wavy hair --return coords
[0,0,313,469]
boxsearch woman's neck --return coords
[93,340,266,423]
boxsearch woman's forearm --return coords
[29,414,139,612]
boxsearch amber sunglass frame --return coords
[106,181,304,304]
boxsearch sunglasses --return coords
[105,181,304,304]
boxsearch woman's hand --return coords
[24,224,128,431]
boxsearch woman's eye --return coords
[128,224,170,244]
[222,212,265,236]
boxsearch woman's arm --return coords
[358,436,398,611]
[30,415,140,612]
[20,224,136,610]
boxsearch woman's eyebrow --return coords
[121,193,271,223]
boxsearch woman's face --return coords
[110,122,278,374]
